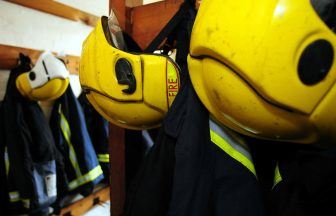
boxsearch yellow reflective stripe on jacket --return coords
[22,199,30,209]
[68,165,103,190]
[98,154,109,163]
[4,147,9,177]
[6,160,30,206]
[9,191,20,202]
[8,191,29,208]
[273,164,283,189]
[209,119,257,176]
[59,106,82,178]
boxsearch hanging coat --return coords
[124,80,266,216]
[0,101,11,215]
[78,93,110,182]
[50,86,104,196]
[0,54,57,215]
[269,144,336,216]
[125,1,271,214]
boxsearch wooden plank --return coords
[5,0,99,27]
[59,187,110,216]
[0,44,80,74]
[128,0,184,50]
[108,2,127,215]
[126,0,144,8]
[109,1,127,215]
[109,124,126,216]
[110,0,127,30]
[196,0,201,9]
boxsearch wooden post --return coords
[110,0,127,30]
[109,124,126,216]
[109,1,127,215]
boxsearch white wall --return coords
[55,0,109,16]
[0,1,105,56]
[143,0,163,4]
[0,1,108,101]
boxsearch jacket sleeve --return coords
[59,87,103,194]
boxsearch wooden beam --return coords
[110,0,127,30]
[109,1,127,215]
[0,44,80,74]
[59,187,110,216]
[126,0,144,8]
[128,0,184,50]
[196,0,201,9]
[5,0,99,27]
[109,124,126,216]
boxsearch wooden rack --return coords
[5,0,99,27]
[0,44,80,75]
[59,186,110,216]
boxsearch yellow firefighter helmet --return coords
[79,13,180,130]
[16,51,70,101]
[188,0,336,144]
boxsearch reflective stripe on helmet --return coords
[166,61,179,107]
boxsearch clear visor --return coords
[108,9,127,51]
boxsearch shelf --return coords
[5,0,99,27]
[0,44,80,74]
[59,186,110,216]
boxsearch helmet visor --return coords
[103,9,127,51]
